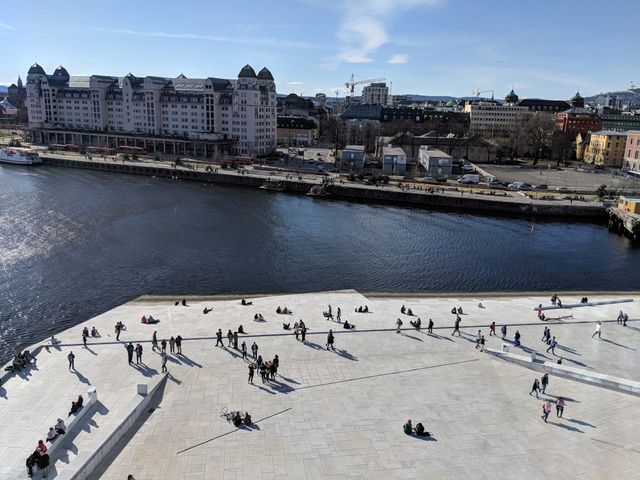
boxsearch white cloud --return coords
[0,22,14,31]
[387,53,409,64]
[329,0,440,65]
[288,81,304,85]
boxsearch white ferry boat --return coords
[0,148,42,165]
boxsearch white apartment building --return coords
[362,82,389,105]
[463,102,530,138]
[26,63,277,157]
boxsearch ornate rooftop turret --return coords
[571,91,584,108]
[238,64,257,78]
[53,65,70,77]
[257,67,274,81]
[27,63,46,75]
[504,88,519,105]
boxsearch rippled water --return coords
[1,165,639,362]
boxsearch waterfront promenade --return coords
[1,291,640,479]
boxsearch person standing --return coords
[541,401,551,423]
[475,330,482,348]
[115,322,122,341]
[161,339,167,353]
[233,332,239,350]
[82,331,88,348]
[501,324,507,340]
[67,351,75,371]
[175,335,182,354]
[489,322,496,336]
[215,329,223,347]
[592,322,602,339]
[427,318,434,334]
[251,342,258,359]
[301,325,307,342]
[541,327,548,342]
[135,344,143,364]
[248,363,255,384]
[452,316,461,336]
[479,335,485,352]
[546,336,557,355]
[152,331,158,352]
[169,336,176,354]
[514,330,521,348]
[541,373,549,394]
[556,397,565,418]
[126,342,134,365]
[529,378,540,398]
[327,304,332,320]
[241,341,247,360]
[294,324,300,341]
[227,330,233,347]
[161,352,168,373]
[337,307,341,322]
[326,330,335,351]
[396,318,403,334]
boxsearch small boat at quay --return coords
[0,148,41,165]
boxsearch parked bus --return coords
[86,146,116,155]
[117,146,146,156]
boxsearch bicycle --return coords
[219,407,241,423]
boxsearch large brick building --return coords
[555,108,602,135]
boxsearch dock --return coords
[607,207,640,240]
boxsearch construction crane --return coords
[630,81,639,91]
[473,89,494,99]
[345,74,386,96]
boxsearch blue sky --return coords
[2,0,639,99]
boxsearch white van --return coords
[457,174,480,184]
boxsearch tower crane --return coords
[630,81,639,91]
[345,74,386,95]
[473,89,494,99]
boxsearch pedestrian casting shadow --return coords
[599,338,636,351]
[568,418,596,428]
[72,369,91,385]
[335,348,358,361]
[166,355,182,365]
[403,333,423,342]
[543,394,581,404]
[278,375,300,385]
[132,364,158,377]
[167,372,182,385]
[550,421,583,433]
[83,346,97,356]
[267,380,295,394]
[253,383,276,395]
[426,332,454,342]
[0,386,6,399]
[556,345,581,356]
[180,354,203,367]
[302,340,325,351]
[563,357,592,369]
[411,435,437,442]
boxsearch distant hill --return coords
[584,88,640,107]
[0,86,8,94]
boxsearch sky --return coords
[1,0,639,99]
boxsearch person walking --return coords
[215,329,223,347]
[336,307,341,322]
[592,321,602,339]
[617,310,624,325]
[326,330,335,351]
[233,332,239,350]
[251,342,258,359]
[489,322,496,336]
[152,331,158,352]
[541,326,548,342]
[161,339,167,353]
[427,318,434,334]
[301,325,307,342]
[541,401,551,423]
[452,316,461,336]
[479,335,485,352]
[501,324,507,340]
[475,330,482,349]
[556,397,565,418]
[67,351,75,371]
[396,318,403,334]
[546,336,557,355]
[541,373,549,394]
[126,342,134,365]
[169,336,175,354]
[529,378,540,398]
[82,331,88,348]
[294,324,300,341]
[115,323,122,341]
[241,341,247,360]
[135,344,143,364]
[327,304,332,320]
[248,363,255,384]
[227,330,233,347]
[514,330,521,348]
[175,335,182,354]
[161,352,168,373]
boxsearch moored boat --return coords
[259,180,285,192]
[0,148,41,165]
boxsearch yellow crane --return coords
[345,74,386,96]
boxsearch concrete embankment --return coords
[41,155,606,219]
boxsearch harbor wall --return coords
[41,156,606,220]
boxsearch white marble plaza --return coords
[1,291,640,480]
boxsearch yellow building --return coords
[584,130,628,167]
[618,196,640,214]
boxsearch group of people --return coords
[617,310,629,326]
[232,411,253,427]
[247,353,279,384]
[9,350,35,372]
[140,315,159,324]
[26,440,50,477]
[474,330,486,351]
[541,397,565,423]
[81,326,101,346]
[45,418,66,444]
[114,321,126,341]
[450,307,464,315]
[550,294,563,308]
[276,306,291,314]
[403,419,430,437]
[354,305,369,313]
[400,305,414,316]
[529,373,550,399]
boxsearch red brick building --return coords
[556,108,602,135]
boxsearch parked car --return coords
[556,186,569,192]
[420,176,439,184]
[508,182,532,190]
[533,184,548,190]
[486,180,504,187]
